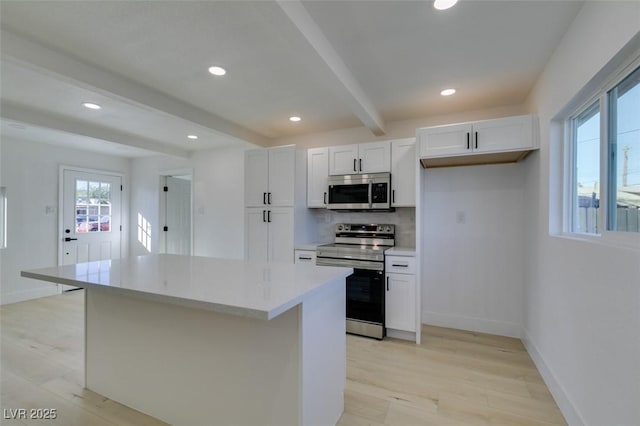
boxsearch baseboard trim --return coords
[522,328,585,426]
[0,285,58,305]
[386,328,417,343]
[421,310,522,338]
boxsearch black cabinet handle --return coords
[475,131,478,149]
[386,276,389,291]
[466,132,470,150]
[353,158,357,172]
[323,192,327,205]
[359,158,362,172]
[391,264,408,267]
[64,237,78,242]
[268,192,272,205]
[392,189,395,204]
[263,192,267,205]
[267,210,271,223]
[299,256,312,260]
[262,210,266,222]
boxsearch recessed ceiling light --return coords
[187,135,198,140]
[289,116,301,122]
[434,0,458,10]
[440,88,456,96]
[82,102,102,110]
[208,66,227,76]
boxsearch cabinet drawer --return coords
[294,249,317,264]
[385,256,416,274]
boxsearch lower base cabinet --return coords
[385,255,417,334]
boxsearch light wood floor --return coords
[0,290,566,426]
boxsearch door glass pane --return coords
[608,66,640,232]
[572,102,600,234]
[75,179,112,233]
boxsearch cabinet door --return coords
[418,123,473,158]
[359,141,391,173]
[267,208,294,263]
[329,144,359,175]
[245,150,269,207]
[385,273,416,332]
[245,208,268,262]
[390,139,415,207]
[268,146,295,207]
[472,115,533,154]
[307,147,329,208]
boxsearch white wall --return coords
[0,137,131,304]
[129,145,253,260]
[421,163,526,338]
[523,2,640,425]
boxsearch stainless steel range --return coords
[316,223,395,339]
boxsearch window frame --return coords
[562,56,640,249]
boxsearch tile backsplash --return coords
[310,207,416,248]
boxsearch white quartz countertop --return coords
[385,247,416,256]
[21,254,351,320]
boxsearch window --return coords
[567,64,640,236]
[75,180,112,233]
[607,66,640,232]
[571,102,600,234]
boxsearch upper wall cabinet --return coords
[245,145,295,207]
[307,147,329,208]
[417,115,538,168]
[390,138,416,207]
[329,141,391,175]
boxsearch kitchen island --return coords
[21,254,351,426]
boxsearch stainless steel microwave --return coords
[326,173,393,211]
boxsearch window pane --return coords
[75,179,113,233]
[608,66,640,233]
[572,102,600,233]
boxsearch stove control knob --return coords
[386,226,391,232]
[337,224,343,231]
[377,225,383,231]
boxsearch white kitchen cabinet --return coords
[417,115,537,168]
[390,138,416,207]
[245,207,293,263]
[385,254,417,335]
[294,249,317,264]
[328,141,391,175]
[245,146,295,207]
[307,147,329,208]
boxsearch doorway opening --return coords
[159,171,193,256]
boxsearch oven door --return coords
[346,269,385,337]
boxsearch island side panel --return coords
[300,276,346,426]
[85,287,301,426]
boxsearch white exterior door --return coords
[61,169,122,270]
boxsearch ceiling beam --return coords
[1,101,191,158]
[276,1,386,136]
[0,29,271,147]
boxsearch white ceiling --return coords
[0,0,583,158]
